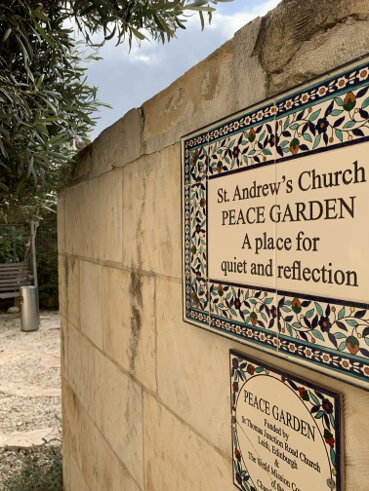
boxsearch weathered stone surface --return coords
[58,256,66,320]
[102,266,156,391]
[59,255,80,329]
[81,403,142,491]
[65,325,96,418]
[92,108,143,173]
[269,20,369,93]
[63,435,71,491]
[232,17,267,110]
[63,170,123,262]
[80,260,103,349]
[94,349,144,488]
[156,276,241,456]
[62,380,83,469]
[73,108,143,180]
[142,41,237,154]
[122,144,181,278]
[70,456,89,491]
[57,195,65,254]
[255,0,369,94]
[144,393,233,491]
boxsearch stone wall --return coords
[58,1,369,489]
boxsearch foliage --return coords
[36,213,59,308]
[69,0,232,46]
[0,0,231,219]
[3,444,63,491]
[37,248,59,308]
[0,225,28,264]
[0,0,100,220]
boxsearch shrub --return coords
[3,444,63,491]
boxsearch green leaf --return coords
[314,302,323,316]
[362,97,369,109]
[306,309,315,319]
[312,134,321,149]
[312,329,324,341]
[263,297,273,304]
[343,120,356,129]
[262,148,272,155]
[310,392,320,405]
[330,109,343,116]
[309,109,321,121]
[338,341,347,351]
[335,128,343,141]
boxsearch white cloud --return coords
[87,0,282,139]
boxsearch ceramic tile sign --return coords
[230,351,342,491]
[182,57,369,389]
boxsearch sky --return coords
[86,0,281,140]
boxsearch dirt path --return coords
[0,311,61,486]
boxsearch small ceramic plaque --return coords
[230,351,342,491]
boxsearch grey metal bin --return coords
[20,285,40,332]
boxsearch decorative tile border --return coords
[276,83,369,160]
[182,57,369,389]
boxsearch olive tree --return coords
[0,0,230,219]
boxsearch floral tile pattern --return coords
[277,293,369,381]
[182,57,369,388]
[183,182,209,326]
[276,83,369,160]
[207,118,275,177]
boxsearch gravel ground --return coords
[0,395,61,434]
[0,311,61,488]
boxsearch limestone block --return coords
[73,143,93,181]
[233,17,267,110]
[70,456,89,491]
[62,434,71,491]
[64,170,123,262]
[81,409,142,491]
[90,108,143,177]
[59,255,80,329]
[102,266,156,391]
[94,349,144,488]
[343,388,369,490]
[58,255,66,320]
[80,260,103,349]
[67,256,80,329]
[62,380,83,469]
[256,0,369,81]
[57,195,65,254]
[269,20,369,94]
[144,394,233,491]
[122,144,181,278]
[72,109,143,181]
[66,325,96,419]
[142,42,238,155]
[156,276,243,456]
